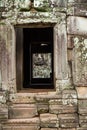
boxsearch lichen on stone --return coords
[74,37,87,64]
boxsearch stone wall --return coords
[0,0,87,130]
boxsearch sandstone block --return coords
[78,100,87,114]
[2,118,40,130]
[58,114,79,128]
[34,0,67,8]
[49,104,77,114]
[74,4,87,16]
[77,128,87,130]
[37,103,49,114]
[69,36,87,86]
[0,91,7,104]
[49,98,77,114]
[67,49,73,62]
[9,93,36,104]
[2,125,39,130]
[54,20,68,80]
[49,99,62,105]
[62,90,77,107]
[40,113,59,128]
[59,128,76,130]
[0,104,8,121]
[67,35,74,49]
[9,104,37,119]
[62,90,77,99]
[68,0,87,16]
[0,124,2,130]
[79,115,87,127]
[49,104,62,114]
[74,0,87,3]
[35,93,61,102]
[76,87,87,99]
[67,16,87,36]
[41,128,58,130]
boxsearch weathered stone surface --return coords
[2,125,39,130]
[9,93,35,104]
[59,128,77,130]
[56,79,74,91]
[9,93,36,103]
[68,3,87,16]
[1,11,66,25]
[49,98,77,114]
[49,104,77,114]
[0,91,7,104]
[79,115,87,127]
[68,0,87,3]
[0,0,67,16]
[67,37,74,81]
[51,0,67,8]
[67,16,87,35]
[62,90,77,99]
[10,92,61,104]
[62,90,77,107]
[0,104,8,121]
[9,104,38,119]
[78,100,87,114]
[49,99,62,105]
[77,128,87,130]
[67,35,87,86]
[0,24,16,92]
[54,19,68,80]
[37,103,49,114]
[35,93,61,102]
[58,114,79,128]
[0,0,87,130]
[41,128,58,130]
[68,36,87,86]
[0,70,1,90]
[34,0,67,8]
[49,99,61,114]
[67,49,73,62]
[72,36,87,86]
[0,124,2,130]
[2,118,40,130]
[5,118,40,124]
[67,35,74,49]
[40,113,59,128]
[0,25,9,91]
[74,4,87,16]
[76,87,87,99]
[73,0,87,3]
[68,0,87,16]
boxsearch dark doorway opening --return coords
[16,27,54,89]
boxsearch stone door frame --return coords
[0,12,68,94]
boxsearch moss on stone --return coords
[20,8,30,12]
[34,7,47,12]
[20,6,51,12]
[0,22,5,25]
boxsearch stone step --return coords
[0,104,8,121]
[8,104,38,119]
[2,118,40,130]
